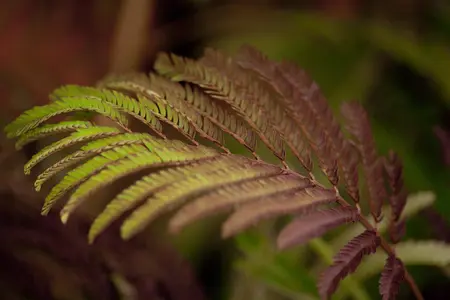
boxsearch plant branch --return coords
[334,193,424,300]
[292,168,424,300]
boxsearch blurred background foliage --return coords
[1,0,450,299]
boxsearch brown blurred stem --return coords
[109,0,155,73]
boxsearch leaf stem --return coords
[295,179,425,300]
[334,194,424,300]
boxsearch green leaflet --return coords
[88,155,242,243]
[60,142,220,224]
[14,120,93,150]
[24,127,120,174]
[99,74,226,148]
[52,85,165,138]
[169,173,312,234]
[42,144,149,215]
[136,94,198,144]
[5,97,128,138]
[59,150,160,222]
[120,161,284,240]
[33,133,171,191]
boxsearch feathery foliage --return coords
[384,150,408,243]
[318,230,380,299]
[277,207,360,250]
[341,102,387,222]
[4,45,424,300]
[380,256,405,300]
[14,120,94,150]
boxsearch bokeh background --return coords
[1,0,450,299]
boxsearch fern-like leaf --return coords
[385,151,408,242]
[180,82,258,153]
[14,120,93,150]
[277,206,360,250]
[154,52,286,162]
[136,93,199,143]
[3,45,424,300]
[275,61,340,185]
[221,186,337,238]
[24,127,120,174]
[385,151,407,219]
[341,101,386,221]
[52,85,170,139]
[145,73,241,151]
[280,59,362,195]
[34,133,163,191]
[98,73,231,151]
[318,230,380,299]
[5,97,128,138]
[42,144,150,214]
[379,256,405,300]
[201,48,312,170]
[235,45,361,189]
[120,159,286,240]
[60,142,219,224]
[88,155,240,243]
[169,173,312,234]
